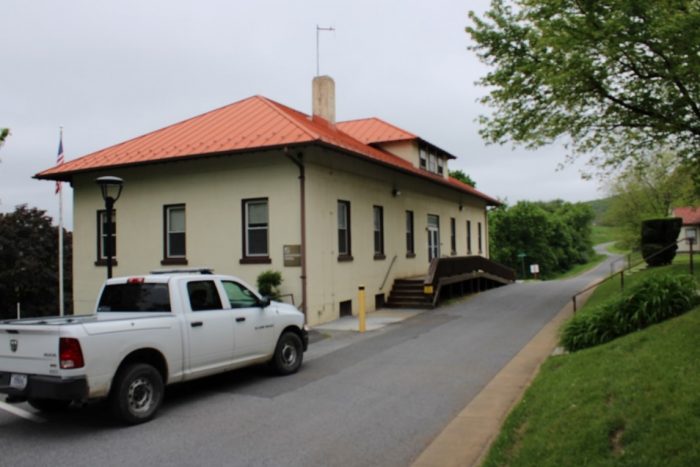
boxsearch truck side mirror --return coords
[259,296,271,308]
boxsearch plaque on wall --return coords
[283,245,301,267]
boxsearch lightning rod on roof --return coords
[316,25,335,76]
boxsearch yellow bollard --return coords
[358,285,366,333]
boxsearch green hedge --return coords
[561,274,697,351]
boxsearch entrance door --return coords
[427,214,440,261]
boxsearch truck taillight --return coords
[59,338,84,369]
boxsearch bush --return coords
[561,274,697,351]
[641,218,682,267]
[256,270,283,299]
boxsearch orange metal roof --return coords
[36,95,498,204]
[336,117,416,144]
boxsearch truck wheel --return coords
[28,398,71,412]
[272,332,303,375]
[109,363,163,425]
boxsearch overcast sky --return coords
[1,0,604,229]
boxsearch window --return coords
[187,281,223,311]
[338,200,352,260]
[428,152,437,172]
[242,198,270,263]
[163,204,186,263]
[437,158,445,176]
[222,281,259,308]
[373,205,385,259]
[419,148,427,169]
[428,214,440,261]
[467,220,472,254]
[96,210,117,264]
[97,283,171,312]
[406,210,415,257]
[450,217,456,255]
[478,221,483,254]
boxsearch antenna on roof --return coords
[316,25,335,76]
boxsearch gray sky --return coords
[1,0,603,229]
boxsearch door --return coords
[428,214,440,261]
[184,280,235,376]
[221,281,275,360]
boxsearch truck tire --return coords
[272,332,303,375]
[109,363,164,425]
[27,398,71,412]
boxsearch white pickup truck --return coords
[0,269,308,424]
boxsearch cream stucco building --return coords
[38,77,501,325]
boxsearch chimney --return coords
[312,75,336,124]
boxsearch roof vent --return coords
[312,75,336,124]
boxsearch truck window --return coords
[222,281,259,308]
[187,281,224,311]
[98,283,171,312]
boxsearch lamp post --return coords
[96,176,124,279]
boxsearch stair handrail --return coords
[380,254,398,291]
[424,255,516,288]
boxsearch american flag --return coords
[55,134,64,194]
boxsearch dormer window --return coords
[437,158,444,176]
[429,152,437,172]
[419,148,427,169]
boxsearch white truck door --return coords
[183,279,235,376]
[221,280,275,360]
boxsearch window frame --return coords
[478,221,483,254]
[467,220,472,255]
[241,198,271,264]
[373,205,385,260]
[337,200,353,261]
[450,217,456,255]
[95,209,117,266]
[406,210,415,258]
[162,204,187,265]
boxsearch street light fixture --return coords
[96,176,123,279]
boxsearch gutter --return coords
[284,149,308,321]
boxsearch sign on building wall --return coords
[283,245,301,267]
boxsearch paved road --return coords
[0,252,619,467]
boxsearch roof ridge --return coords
[255,96,322,141]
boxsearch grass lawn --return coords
[549,253,607,280]
[482,255,700,467]
[591,225,621,246]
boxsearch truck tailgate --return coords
[0,326,59,375]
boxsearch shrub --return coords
[641,218,682,267]
[256,270,283,299]
[561,273,697,351]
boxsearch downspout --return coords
[285,148,308,320]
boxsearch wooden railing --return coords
[424,255,516,289]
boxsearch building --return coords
[672,206,700,252]
[36,77,501,325]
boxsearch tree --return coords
[0,205,72,318]
[467,1,700,172]
[489,200,594,278]
[448,169,477,187]
[0,128,8,154]
[605,152,698,248]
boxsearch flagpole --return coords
[58,127,65,317]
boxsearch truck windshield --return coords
[97,283,171,312]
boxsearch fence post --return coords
[620,270,624,290]
[690,241,695,276]
[573,295,577,314]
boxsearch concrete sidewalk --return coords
[312,308,424,332]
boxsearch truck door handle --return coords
[236,317,246,323]
[191,321,203,327]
